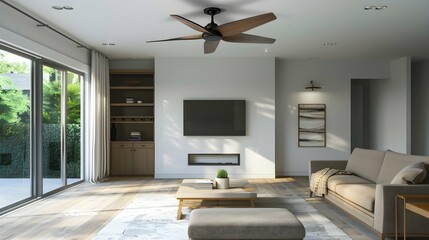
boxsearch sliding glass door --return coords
[0,45,84,212]
[0,49,32,208]
[42,65,83,193]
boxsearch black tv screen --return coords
[184,100,246,136]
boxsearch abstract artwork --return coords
[298,104,326,147]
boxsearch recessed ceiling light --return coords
[375,6,387,10]
[364,5,387,10]
[63,6,74,10]
[264,47,268,53]
[52,6,64,10]
[102,43,116,46]
[322,42,338,46]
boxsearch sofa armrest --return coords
[309,160,347,176]
[309,160,348,174]
[374,184,429,236]
[308,160,348,187]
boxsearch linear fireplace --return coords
[188,153,240,166]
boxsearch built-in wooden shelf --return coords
[110,86,154,90]
[111,103,154,107]
[110,69,154,75]
[110,69,155,176]
[111,115,154,124]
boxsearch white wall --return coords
[155,57,275,178]
[411,60,429,156]
[276,59,390,176]
[370,57,411,153]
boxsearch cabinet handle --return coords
[141,145,146,147]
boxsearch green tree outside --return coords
[0,52,30,125]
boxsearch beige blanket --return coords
[310,168,352,197]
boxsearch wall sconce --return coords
[305,81,321,91]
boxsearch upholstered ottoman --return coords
[188,208,305,240]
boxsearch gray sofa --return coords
[309,148,429,239]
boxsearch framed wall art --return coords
[298,104,326,147]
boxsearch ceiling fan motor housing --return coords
[203,7,222,41]
[203,32,221,41]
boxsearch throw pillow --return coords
[391,162,427,184]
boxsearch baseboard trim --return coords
[155,173,275,179]
[276,170,308,177]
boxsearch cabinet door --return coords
[111,146,133,175]
[111,147,122,176]
[133,145,154,175]
[121,149,133,175]
[133,148,146,175]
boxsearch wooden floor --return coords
[0,177,380,240]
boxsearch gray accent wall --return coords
[411,60,429,156]
[369,57,411,154]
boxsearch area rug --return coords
[94,194,351,240]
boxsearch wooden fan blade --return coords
[216,13,277,37]
[204,40,220,54]
[171,15,209,33]
[222,33,276,44]
[146,34,202,43]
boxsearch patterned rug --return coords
[94,194,351,240]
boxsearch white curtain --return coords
[88,50,110,183]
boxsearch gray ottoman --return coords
[188,208,305,240]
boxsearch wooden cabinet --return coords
[110,69,155,176]
[111,142,154,176]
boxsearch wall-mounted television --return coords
[183,100,246,136]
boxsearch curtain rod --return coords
[1,0,92,51]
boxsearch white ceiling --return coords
[10,0,429,60]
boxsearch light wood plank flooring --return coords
[0,177,380,240]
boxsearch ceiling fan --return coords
[147,7,277,54]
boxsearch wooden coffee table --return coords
[175,179,257,220]
[396,195,429,239]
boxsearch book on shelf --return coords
[129,131,141,141]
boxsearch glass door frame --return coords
[40,61,84,196]
[0,45,38,212]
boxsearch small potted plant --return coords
[215,169,229,189]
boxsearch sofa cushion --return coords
[335,184,376,212]
[327,175,373,192]
[345,148,386,182]
[377,151,429,184]
[391,162,427,184]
